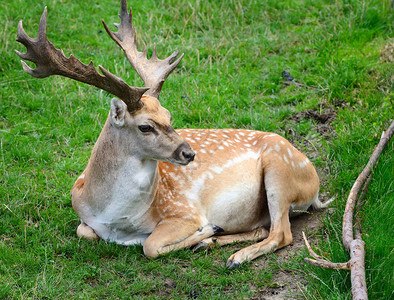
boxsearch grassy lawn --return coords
[1,0,392,298]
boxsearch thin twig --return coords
[302,231,323,260]
[304,258,350,270]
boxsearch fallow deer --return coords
[16,0,332,268]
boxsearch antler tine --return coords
[102,0,184,99]
[15,7,148,112]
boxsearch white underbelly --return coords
[207,183,268,233]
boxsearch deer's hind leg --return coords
[225,173,293,268]
[193,227,269,250]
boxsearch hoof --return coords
[192,241,209,251]
[212,225,224,234]
[226,259,240,269]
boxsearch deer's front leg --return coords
[143,218,222,257]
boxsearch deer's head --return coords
[16,0,194,166]
[110,95,194,165]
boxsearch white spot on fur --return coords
[280,141,285,145]
[299,158,310,168]
[274,144,280,152]
[283,155,289,163]
[169,172,181,181]
[262,134,277,139]
[287,148,293,158]
[299,161,307,168]
[210,166,224,174]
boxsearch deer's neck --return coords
[83,119,159,219]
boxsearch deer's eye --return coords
[138,125,154,133]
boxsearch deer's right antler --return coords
[102,0,184,99]
[15,7,148,112]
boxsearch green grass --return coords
[1,0,393,298]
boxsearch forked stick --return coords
[302,232,350,270]
[303,120,394,300]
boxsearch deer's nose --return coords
[182,150,195,162]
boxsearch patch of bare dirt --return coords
[380,42,394,63]
[290,108,337,139]
[292,109,336,124]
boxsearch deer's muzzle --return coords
[172,142,195,165]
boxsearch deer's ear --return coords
[110,98,127,128]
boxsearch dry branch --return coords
[303,121,394,300]
[343,121,394,249]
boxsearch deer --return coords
[16,0,333,268]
